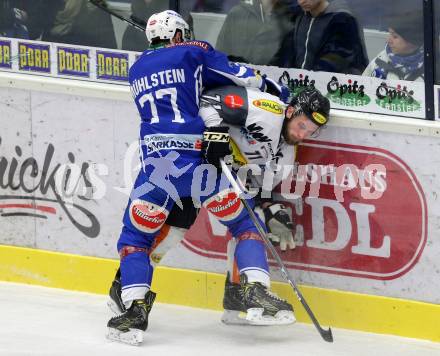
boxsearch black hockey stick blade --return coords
[300,297,333,342]
[321,328,333,342]
[252,200,334,343]
[88,0,145,31]
[279,266,333,342]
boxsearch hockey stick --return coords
[88,0,146,31]
[220,159,334,343]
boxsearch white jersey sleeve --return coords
[199,86,296,192]
[200,86,286,165]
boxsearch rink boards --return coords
[0,72,440,342]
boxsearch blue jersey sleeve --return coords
[202,46,265,90]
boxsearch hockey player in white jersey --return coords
[198,86,330,324]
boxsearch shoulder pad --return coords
[201,86,249,126]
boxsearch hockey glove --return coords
[262,75,291,104]
[263,203,296,251]
[202,126,231,170]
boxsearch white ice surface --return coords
[1,282,440,356]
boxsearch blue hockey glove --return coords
[262,75,291,104]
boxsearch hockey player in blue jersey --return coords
[106,10,293,345]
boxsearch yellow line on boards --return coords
[0,244,439,342]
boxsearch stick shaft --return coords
[89,0,145,31]
[220,159,333,342]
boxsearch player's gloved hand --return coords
[201,126,231,170]
[263,203,296,251]
[261,74,290,104]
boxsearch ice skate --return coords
[106,290,156,346]
[222,273,295,326]
[221,273,247,325]
[107,275,125,315]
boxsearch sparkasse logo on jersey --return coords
[252,99,283,115]
[326,76,370,107]
[182,141,427,280]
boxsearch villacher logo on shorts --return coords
[129,200,168,233]
[203,189,243,221]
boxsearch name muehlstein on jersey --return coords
[130,68,186,98]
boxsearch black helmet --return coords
[289,88,330,126]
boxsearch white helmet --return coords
[145,10,191,43]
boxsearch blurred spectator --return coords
[42,0,117,49]
[363,13,424,82]
[437,35,440,84]
[121,0,168,52]
[346,0,419,31]
[22,0,62,40]
[190,0,240,13]
[0,0,29,39]
[215,0,297,65]
[272,0,368,74]
[436,6,440,84]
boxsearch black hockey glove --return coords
[263,203,296,251]
[201,126,231,170]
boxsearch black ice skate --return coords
[107,273,126,315]
[222,273,295,326]
[106,290,156,346]
[221,272,246,325]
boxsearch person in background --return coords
[272,0,368,74]
[362,12,424,82]
[21,0,62,40]
[190,0,240,13]
[345,0,419,32]
[0,0,29,39]
[215,0,297,65]
[436,11,440,84]
[43,0,117,49]
[121,0,168,51]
